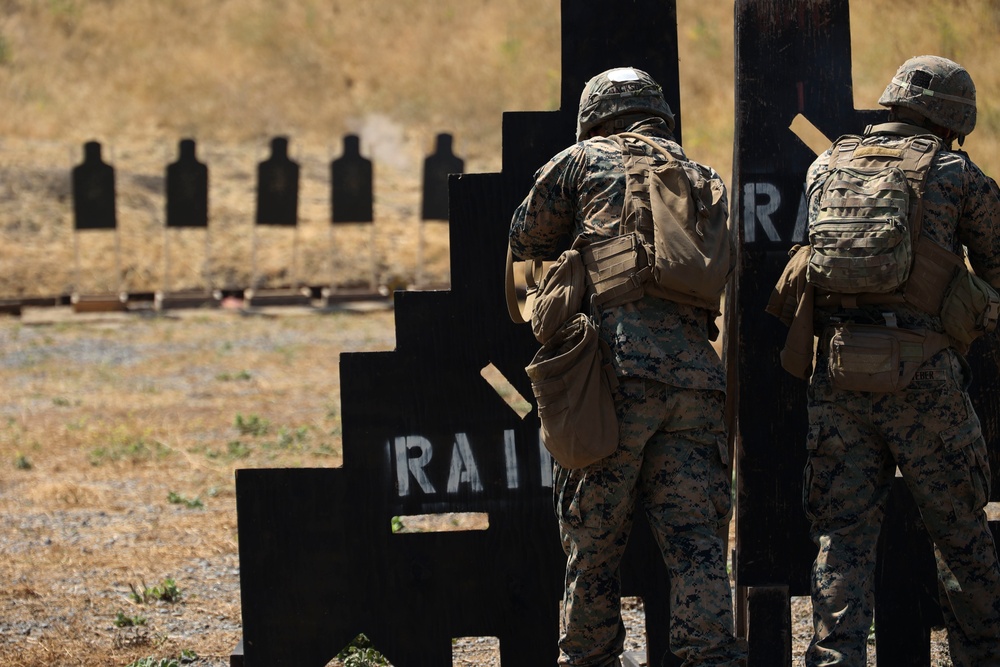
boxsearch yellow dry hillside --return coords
[0,1,997,179]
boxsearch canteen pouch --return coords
[940,269,1000,349]
[525,313,619,469]
[827,323,949,393]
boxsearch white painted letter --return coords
[394,436,436,496]
[446,433,483,494]
[793,189,809,243]
[742,182,782,243]
[504,429,520,490]
[538,429,553,488]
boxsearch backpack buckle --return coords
[981,300,1000,333]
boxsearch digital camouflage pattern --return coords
[575,66,675,142]
[805,350,1000,666]
[803,125,1000,665]
[555,380,744,666]
[511,107,744,665]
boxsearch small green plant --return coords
[125,658,178,667]
[216,369,252,382]
[267,425,309,450]
[129,578,182,604]
[114,610,147,627]
[226,440,251,459]
[14,454,31,470]
[167,491,203,509]
[124,652,195,667]
[88,430,170,466]
[235,413,270,436]
[338,634,390,667]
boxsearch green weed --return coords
[114,610,147,628]
[167,491,203,509]
[266,425,308,450]
[226,440,251,459]
[338,634,390,667]
[124,651,196,667]
[234,413,270,437]
[14,454,31,470]
[216,369,252,382]
[88,429,169,466]
[129,578,182,604]
[125,658,178,667]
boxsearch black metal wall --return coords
[235,1,685,666]
[732,1,1000,664]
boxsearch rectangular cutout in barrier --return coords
[481,362,532,419]
[392,512,490,534]
[788,113,832,157]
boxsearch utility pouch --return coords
[530,249,585,345]
[940,269,1000,349]
[577,232,651,310]
[827,323,950,393]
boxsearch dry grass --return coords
[1,2,998,298]
[0,306,396,667]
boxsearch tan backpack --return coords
[577,132,734,317]
[807,126,942,295]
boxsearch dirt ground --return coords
[0,302,959,667]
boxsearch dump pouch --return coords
[525,313,619,469]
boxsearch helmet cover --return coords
[878,55,976,137]
[576,67,675,141]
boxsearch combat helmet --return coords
[576,67,675,141]
[878,55,976,139]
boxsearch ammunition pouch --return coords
[576,232,652,311]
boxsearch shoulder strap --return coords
[505,243,543,324]
[891,134,942,243]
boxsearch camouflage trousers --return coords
[805,348,1000,667]
[553,378,747,667]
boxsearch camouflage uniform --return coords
[510,112,745,666]
[802,77,1000,665]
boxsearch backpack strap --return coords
[615,132,667,236]
[505,243,544,324]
